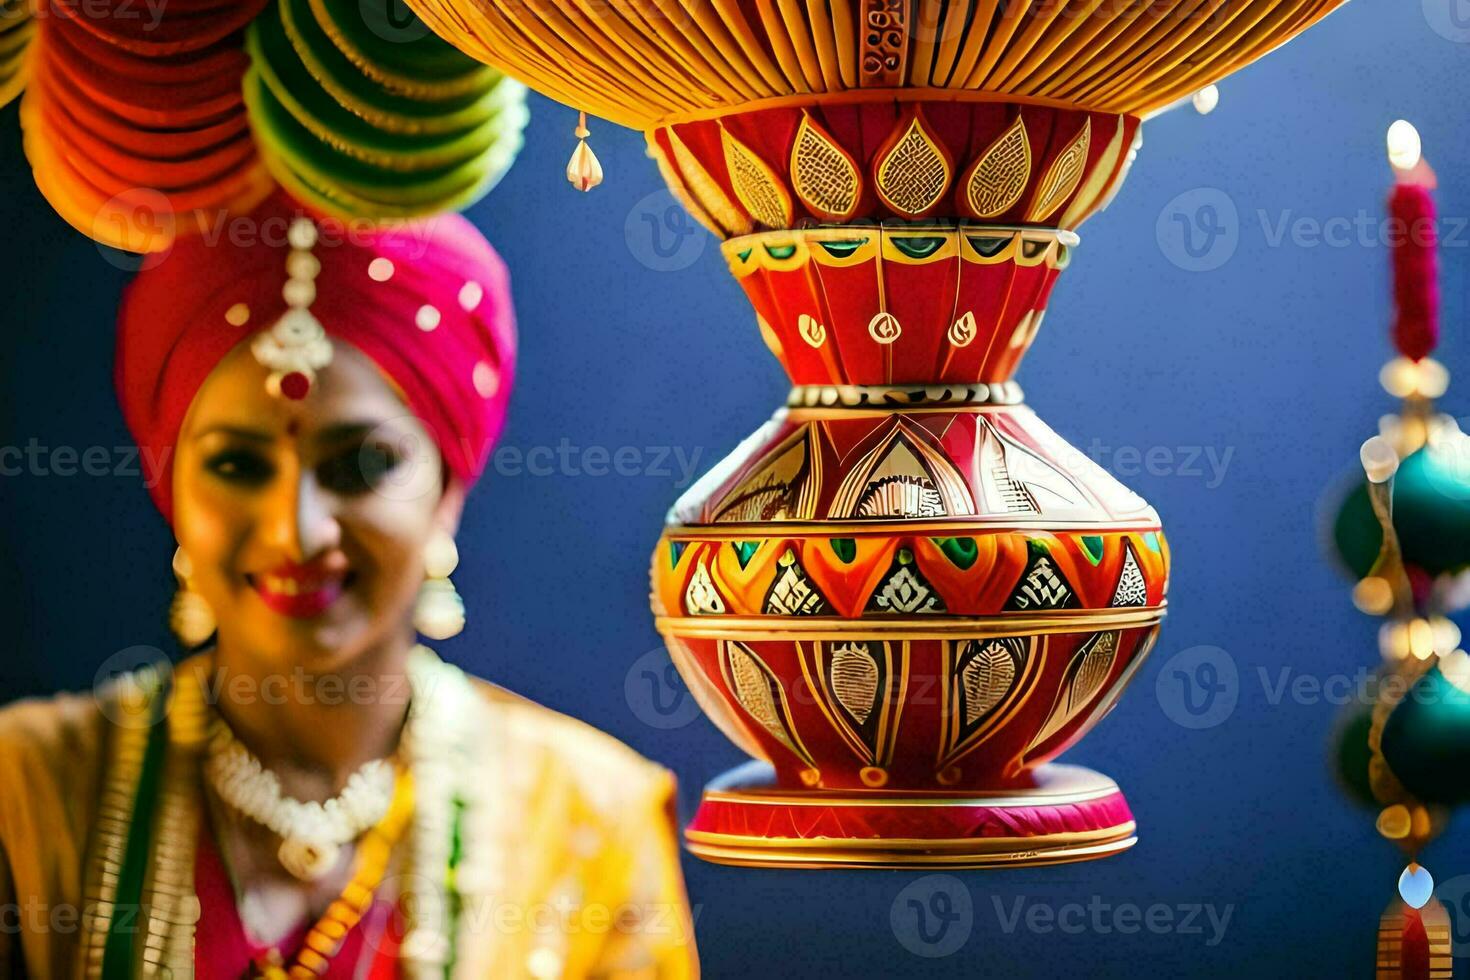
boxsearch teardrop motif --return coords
[960,641,1017,727]
[948,310,977,348]
[874,113,952,217]
[829,642,880,726]
[1027,630,1119,751]
[721,126,794,229]
[1027,117,1092,222]
[727,642,800,755]
[868,312,902,345]
[668,128,751,236]
[790,112,862,220]
[799,313,828,348]
[963,115,1031,218]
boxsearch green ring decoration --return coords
[244,0,527,220]
[308,0,495,98]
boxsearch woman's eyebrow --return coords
[194,424,273,443]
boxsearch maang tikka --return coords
[250,217,334,401]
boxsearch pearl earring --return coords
[414,531,465,641]
[169,547,217,649]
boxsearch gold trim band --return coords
[684,828,1137,870]
[702,785,1122,808]
[787,381,1025,409]
[663,519,1166,537]
[652,89,1134,131]
[656,606,1166,640]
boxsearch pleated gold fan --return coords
[404,0,1346,129]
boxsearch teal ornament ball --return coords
[1330,699,1378,807]
[1379,664,1470,804]
[1332,442,1470,579]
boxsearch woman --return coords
[0,195,698,978]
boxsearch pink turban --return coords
[116,193,516,519]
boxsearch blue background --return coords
[4,2,1470,975]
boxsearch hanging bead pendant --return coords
[567,111,604,192]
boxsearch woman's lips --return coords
[248,566,349,619]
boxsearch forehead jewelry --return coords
[250,217,335,401]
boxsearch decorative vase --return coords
[646,102,1166,867]
[404,0,1349,867]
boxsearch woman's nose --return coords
[260,464,341,562]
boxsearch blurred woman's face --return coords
[172,340,461,673]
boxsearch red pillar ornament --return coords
[1387,121,1440,362]
[1376,897,1452,979]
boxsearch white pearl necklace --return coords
[204,722,397,882]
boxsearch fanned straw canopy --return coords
[404,0,1347,130]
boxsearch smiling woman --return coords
[0,194,697,979]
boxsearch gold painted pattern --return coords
[938,635,1038,769]
[874,115,951,217]
[798,313,827,349]
[667,128,751,237]
[790,112,861,220]
[725,642,807,761]
[721,126,794,229]
[1112,545,1149,607]
[948,311,978,349]
[960,640,1018,726]
[1059,115,1126,228]
[1028,631,1119,751]
[794,639,901,768]
[830,643,880,725]
[860,0,908,87]
[685,561,727,615]
[1027,118,1092,222]
[828,423,975,520]
[867,312,903,346]
[965,116,1031,218]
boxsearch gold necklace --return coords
[257,767,414,980]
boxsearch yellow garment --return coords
[0,654,698,978]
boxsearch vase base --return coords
[684,761,1137,870]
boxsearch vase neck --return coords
[730,224,1070,388]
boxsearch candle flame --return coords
[1387,119,1422,172]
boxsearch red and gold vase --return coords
[647,102,1166,867]
[405,0,1349,868]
